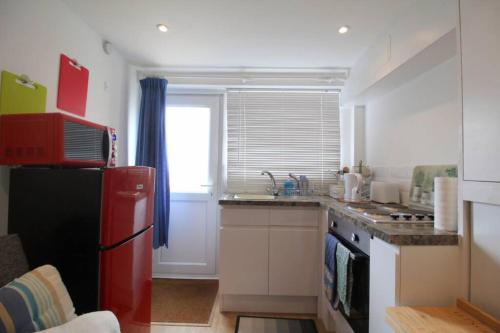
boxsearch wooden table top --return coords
[386,299,500,333]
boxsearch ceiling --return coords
[63,0,415,69]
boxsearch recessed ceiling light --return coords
[338,25,350,34]
[157,24,169,32]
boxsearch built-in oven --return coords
[328,208,370,333]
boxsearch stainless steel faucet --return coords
[261,170,279,196]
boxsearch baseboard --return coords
[220,294,317,314]
[152,273,219,280]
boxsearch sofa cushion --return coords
[37,311,120,333]
[0,265,76,333]
[0,234,29,287]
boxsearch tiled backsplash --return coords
[370,166,414,205]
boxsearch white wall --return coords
[364,57,460,202]
[0,0,130,235]
[341,0,460,203]
[339,107,351,168]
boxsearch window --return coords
[226,90,341,194]
[167,106,211,193]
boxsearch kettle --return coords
[344,173,363,200]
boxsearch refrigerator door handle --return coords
[99,226,152,251]
[116,190,146,198]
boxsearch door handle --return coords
[200,184,214,197]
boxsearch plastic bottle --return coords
[283,179,296,196]
[299,175,309,195]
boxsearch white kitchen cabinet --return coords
[268,207,319,296]
[461,0,500,182]
[369,238,460,333]
[470,203,500,318]
[220,207,269,226]
[269,228,319,296]
[269,207,318,227]
[460,2,500,320]
[219,226,269,295]
[369,238,400,333]
[220,207,269,295]
[219,206,320,313]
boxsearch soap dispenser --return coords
[283,178,296,196]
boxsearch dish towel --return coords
[324,234,339,306]
[336,242,354,316]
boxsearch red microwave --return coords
[0,113,117,167]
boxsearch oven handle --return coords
[351,233,360,243]
[328,230,369,260]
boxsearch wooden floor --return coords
[152,297,327,333]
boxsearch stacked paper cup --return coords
[434,177,458,231]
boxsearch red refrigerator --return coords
[8,166,155,333]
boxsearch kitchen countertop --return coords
[219,194,459,246]
[218,194,324,207]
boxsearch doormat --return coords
[235,316,318,333]
[151,278,218,326]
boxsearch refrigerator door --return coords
[100,226,152,333]
[101,166,155,247]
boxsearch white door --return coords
[153,94,221,278]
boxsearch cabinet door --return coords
[219,227,269,295]
[369,238,400,333]
[269,208,318,227]
[461,0,500,182]
[471,203,500,318]
[269,228,319,296]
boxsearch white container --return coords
[434,177,458,231]
[370,181,400,204]
[344,173,362,200]
[351,187,361,201]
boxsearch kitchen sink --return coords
[233,194,275,200]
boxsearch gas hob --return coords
[346,202,434,225]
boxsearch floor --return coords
[152,297,327,333]
[151,278,327,333]
[152,279,219,324]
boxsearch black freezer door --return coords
[8,168,102,314]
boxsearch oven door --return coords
[328,208,370,333]
[328,230,370,318]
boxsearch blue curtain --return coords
[135,78,170,249]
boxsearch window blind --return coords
[226,89,341,194]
